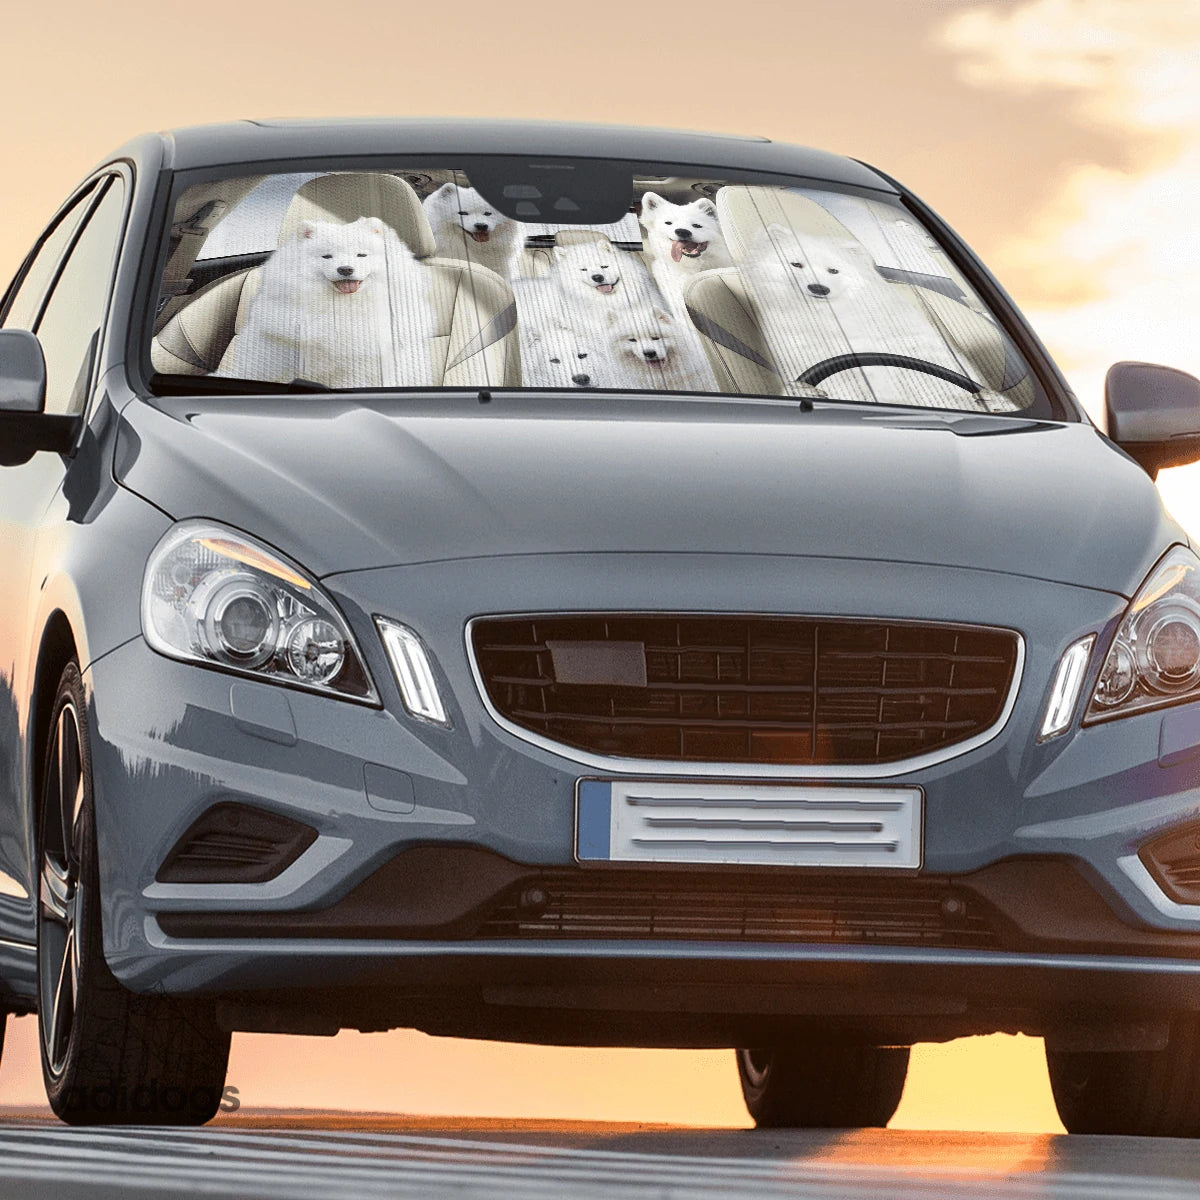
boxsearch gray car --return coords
[3,119,1200,1133]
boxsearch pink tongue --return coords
[671,240,685,263]
[470,230,490,243]
[333,279,360,294]
[596,283,615,294]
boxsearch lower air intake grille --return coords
[156,802,318,884]
[471,614,1019,765]
[478,872,1000,950]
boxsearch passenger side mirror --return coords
[0,329,78,466]
[1106,361,1200,479]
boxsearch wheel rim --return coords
[38,701,85,1080]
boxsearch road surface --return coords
[0,1111,1196,1198]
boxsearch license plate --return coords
[576,779,922,869]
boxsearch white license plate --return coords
[576,779,922,869]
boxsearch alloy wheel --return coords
[38,701,85,1080]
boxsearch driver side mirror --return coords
[1106,361,1200,479]
[0,329,78,466]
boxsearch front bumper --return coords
[82,552,1200,1037]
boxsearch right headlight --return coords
[141,520,377,703]
[1086,545,1200,723]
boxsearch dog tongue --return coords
[670,240,685,263]
[596,283,615,294]
[470,230,490,243]
[333,279,360,294]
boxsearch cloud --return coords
[935,2,1200,414]
[941,0,1200,131]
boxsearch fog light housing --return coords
[1139,822,1200,905]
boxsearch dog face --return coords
[640,192,724,262]
[429,183,509,243]
[554,243,622,295]
[294,217,385,294]
[607,306,676,369]
[746,225,874,302]
[524,326,597,388]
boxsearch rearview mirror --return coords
[1106,361,1200,478]
[0,329,78,466]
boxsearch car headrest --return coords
[553,229,614,249]
[715,185,859,262]
[277,172,438,258]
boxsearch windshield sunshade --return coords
[149,163,1047,415]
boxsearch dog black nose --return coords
[337,266,355,277]
[643,349,659,359]
[807,283,831,296]
[674,228,693,240]
[473,222,489,231]
[571,373,591,386]
[591,274,605,283]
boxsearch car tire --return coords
[36,662,231,1125]
[1046,1020,1200,1137]
[736,1044,910,1128]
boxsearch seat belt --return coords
[153,199,227,331]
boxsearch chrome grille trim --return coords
[465,613,1025,779]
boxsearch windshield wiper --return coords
[150,374,332,396]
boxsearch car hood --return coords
[115,394,1181,594]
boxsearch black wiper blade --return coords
[150,373,332,396]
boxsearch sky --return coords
[0,0,1197,1131]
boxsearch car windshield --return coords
[148,160,1052,416]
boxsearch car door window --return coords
[0,182,98,333]
[33,177,126,417]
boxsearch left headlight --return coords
[1085,544,1200,724]
[141,520,377,703]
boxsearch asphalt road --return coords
[0,1111,1198,1199]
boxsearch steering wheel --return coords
[796,352,987,395]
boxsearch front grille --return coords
[471,615,1019,765]
[478,871,1000,950]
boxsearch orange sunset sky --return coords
[1,0,1199,1131]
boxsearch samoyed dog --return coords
[605,303,715,393]
[424,182,522,279]
[217,216,432,388]
[740,223,993,406]
[519,323,605,389]
[638,192,733,317]
[550,241,662,338]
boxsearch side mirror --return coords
[1106,361,1200,478]
[0,329,78,466]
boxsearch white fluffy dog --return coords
[217,216,432,389]
[423,182,522,279]
[519,323,605,389]
[638,192,733,318]
[605,303,716,392]
[740,223,988,405]
[550,241,662,343]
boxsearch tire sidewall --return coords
[36,662,105,1111]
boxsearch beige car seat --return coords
[152,173,519,388]
[685,185,1032,408]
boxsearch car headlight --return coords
[141,521,377,703]
[1085,545,1200,724]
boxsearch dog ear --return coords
[298,220,317,240]
[652,306,674,326]
[363,217,386,237]
[429,182,456,202]
[696,198,718,219]
[640,191,664,215]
